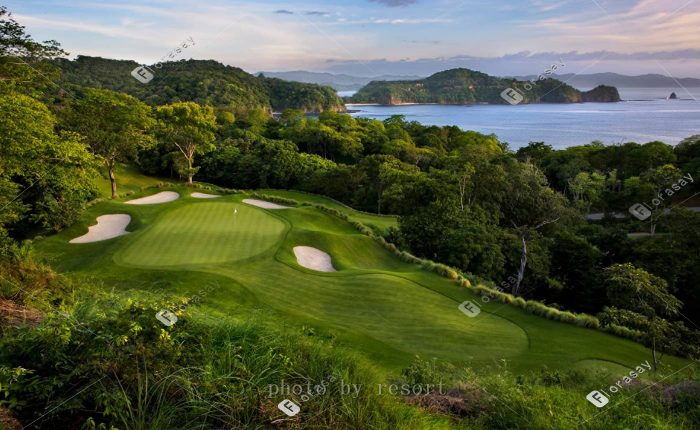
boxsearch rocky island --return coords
[348,68,621,105]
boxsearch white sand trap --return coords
[191,192,221,199]
[70,214,131,244]
[242,198,290,209]
[293,246,336,272]
[125,191,179,205]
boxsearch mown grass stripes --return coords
[118,201,286,267]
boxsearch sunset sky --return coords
[6,0,700,77]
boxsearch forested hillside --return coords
[55,56,345,113]
[349,68,621,104]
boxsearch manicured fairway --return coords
[35,186,692,375]
[117,201,287,267]
[259,188,399,232]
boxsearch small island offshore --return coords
[348,68,621,105]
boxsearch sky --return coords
[5,0,700,78]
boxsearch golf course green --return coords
[34,185,691,375]
[117,202,286,267]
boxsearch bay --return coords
[347,88,700,149]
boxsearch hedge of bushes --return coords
[249,192,299,206]
[266,188,398,219]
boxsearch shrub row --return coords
[271,188,397,219]
[248,192,299,206]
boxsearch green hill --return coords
[348,68,621,105]
[34,183,688,374]
[54,56,345,113]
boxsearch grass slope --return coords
[94,163,170,198]
[34,185,691,377]
[258,188,398,232]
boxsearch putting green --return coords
[117,201,287,267]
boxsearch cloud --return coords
[369,0,418,7]
[405,39,441,44]
[305,11,330,16]
[372,18,451,24]
[274,9,294,14]
[321,49,700,78]
[521,0,700,53]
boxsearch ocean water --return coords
[346,88,700,149]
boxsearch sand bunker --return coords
[125,191,179,205]
[293,246,336,272]
[242,198,290,209]
[191,192,221,199]
[70,214,131,244]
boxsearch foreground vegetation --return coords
[1,251,697,429]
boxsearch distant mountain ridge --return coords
[258,70,423,91]
[262,70,700,93]
[348,68,620,105]
[513,72,700,89]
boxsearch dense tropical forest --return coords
[348,68,621,104]
[55,56,345,113]
[1,5,698,429]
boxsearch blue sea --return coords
[346,88,700,149]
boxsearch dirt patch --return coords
[0,299,42,328]
[404,384,489,418]
[0,406,22,430]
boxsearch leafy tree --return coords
[155,102,217,185]
[452,162,475,211]
[516,141,553,165]
[602,263,682,368]
[238,137,304,188]
[604,263,681,318]
[0,6,66,97]
[0,93,97,235]
[567,171,605,211]
[627,141,676,176]
[63,88,155,198]
[491,160,572,295]
[633,208,700,326]
[400,198,506,279]
[639,164,684,234]
[675,135,700,179]
[548,230,604,312]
